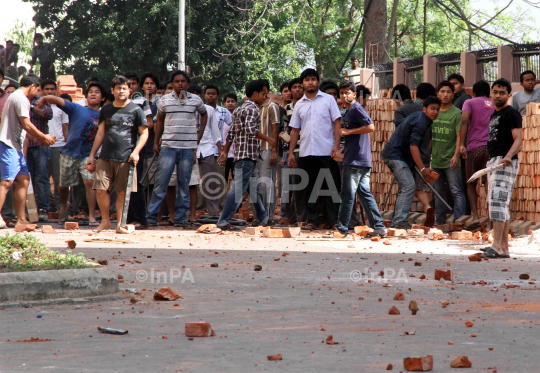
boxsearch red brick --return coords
[267,353,282,361]
[434,269,452,281]
[449,222,465,231]
[263,229,291,238]
[185,321,215,337]
[465,321,474,327]
[411,224,429,234]
[394,292,405,301]
[66,240,76,249]
[333,231,344,239]
[196,224,217,233]
[154,286,180,301]
[245,226,263,235]
[354,226,372,236]
[65,222,79,230]
[450,356,472,368]
[15,224,37,232]
[41,225,57,234]
[403,355,433,371]
[388,306,400,315]
[48,212,59,220]
[451,230,472,240]
[468,253,482,262]
[407,229,424,236]
[388,228,407,236]
[371,236,381,242]
[441,301,450,308]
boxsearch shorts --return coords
[59,153,94,187]
[144,156,177,187]
[0,142,29,180]
[487,156,518,222]
[465,145,490,183]
[189,158,200,186]
[93,159,137,192]
[413,162,431,191]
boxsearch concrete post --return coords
[497,45,513,81]
[393,58,405,87]
[423,54,437,86]
[460,52,477,88]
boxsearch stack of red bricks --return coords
[57,75,84,102]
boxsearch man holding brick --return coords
[481,78,522,259]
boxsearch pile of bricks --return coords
[57,75,84,102]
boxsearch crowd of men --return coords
[0,53,539,258]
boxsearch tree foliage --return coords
[24,0,536,93]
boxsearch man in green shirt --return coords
[432,81,466,225]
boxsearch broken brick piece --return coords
[185,321,215,337]
[407,229,424,236]
[468,253,482,262]
[97,259,108,265]
[267,353,282,361]
[403,355,433,371]
[441,301,450,308]
[287,227,301,237]
[263,229,291,238]
[450,356,472,368]
[154,286,180,301]
[383,239,392,245]
[409,300,419,315]
[388,228,407,237]
[245,226,263,235]
[325,335,342,344]
[465,321,474,327]
[388,306,400,315]
[66,240,76,249]
[386,363,393,370]
[15,224,37,232]
[371,236,381,242]
[393,292,405,301]
[65,222,79,230]
[333,231,344,239]
[451,230,473,240]
[434,269,452,281]
[41,225,57,234]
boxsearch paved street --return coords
[1,227,540,372]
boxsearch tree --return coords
[5,20,36,76]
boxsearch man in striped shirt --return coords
[146,70,207,228]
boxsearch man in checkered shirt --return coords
[216,79,276,230]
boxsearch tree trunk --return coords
[363,0,387,66]
[385,0,399,63]
[315,53,324,78]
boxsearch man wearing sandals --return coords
[481,79,522,259]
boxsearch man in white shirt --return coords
[197,88,221,217]
[288,68,342,230]
[204,84,232,210]
[345,55,361,85]
[47,83,71,213]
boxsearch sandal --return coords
[158,220,175,226]
[59,203,71,223]
[478,246,491,252]
[304,223,318,231]
[88,221,99,227]
[482,248,510,259]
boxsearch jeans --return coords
[337,166,385,233]
[27,146,51,211]
[147,147,193,224]
[280,151,291,219]
[384,159,415,227]
[250,150,277,221]
[433,167,466,225]
[298,155,341,226]
[127,156,147,225]
[218,159,267,226]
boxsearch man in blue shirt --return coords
[37,82,106,225]
[336,81,386,237]
[381,97,441,229]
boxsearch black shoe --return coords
[251,219,260,227]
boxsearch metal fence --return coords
[402,57,424,89]
[511,43,540,83]
[472,47,498,84]
[371,62,394,92]
[434,52,461,84]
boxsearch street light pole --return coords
[178,0,186,70]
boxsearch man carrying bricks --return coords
[381,97,441,229]
[480,78,522,259]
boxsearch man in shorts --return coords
[86,76,148,233]
[459,80,494,229]
[37,81,105,225]
[0,74,56,227]
[481,79,522,259]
